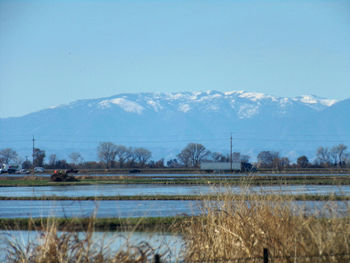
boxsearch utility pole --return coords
[195,143,198,167]
[32,136,35,167]
[230,133,233,171]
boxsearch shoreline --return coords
[0,194,349,201]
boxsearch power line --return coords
[3,131,350,138]
[1,133,350,147]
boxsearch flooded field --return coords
[0,199,348,219]
[0,184,349,197]
[0,200,201,218]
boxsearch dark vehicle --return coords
[241,162,257,173]
[7,165,20,174]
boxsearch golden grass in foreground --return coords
[182,189,350,263]
[4,217,169,263]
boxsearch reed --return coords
[182,186,350,262]
[3,216,175,263]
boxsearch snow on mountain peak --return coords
[224,91,238,96]
[99,98,144,114]
[293,95,337,108]
[179,104,191,113]
[194,92,223,102]
[321,99,338,107]
[299,95,318,104]
[238,91,277,102]
[238,104,259,119]
[147,99,163,112]
[52,90,337,118]
[167,93,186,100]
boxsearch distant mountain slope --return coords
[0,91,347,161]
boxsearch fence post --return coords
[263,248,269,263]
[154,254,161,263]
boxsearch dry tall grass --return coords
[182,187,350,263]
[4,217,164,263]
[3,186,350,263]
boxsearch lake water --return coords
[0,200,348,219]
[0,184,349,197]
[0,230,184,262]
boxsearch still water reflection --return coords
[0,200,348,218]
[0,184,349,197]
[0,200,200,218]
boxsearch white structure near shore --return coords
[200,162,241,171]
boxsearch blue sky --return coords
[1,0,349,118]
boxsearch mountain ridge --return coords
[0,90,348,162]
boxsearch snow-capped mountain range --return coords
[52,90,337,117]
[0,90,348,161]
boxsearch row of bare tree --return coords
[0,143,349,170]
[0,147,45,168]
[97,142,152,168]
[315,144,348,168]
[256,144,349,169]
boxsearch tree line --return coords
[256,144,349,169]
[0,143,349,170]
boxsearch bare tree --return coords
[69,152,83,165]
[331,144,348,167]
[297,155,309,168]
[257,151,281,169]
[134,147,152,167]
[277,157,290,170]
[0,148,18,164]
[49,154,57,167]
[177,143,210,167]
[211,152,228,162]
[22,159,31,169]
[257,151,274,168]
[115,145,129,168]
[167,159,179,168]
[33,148,45,167]
[344,153,350,168]
[97,142,117,168]
[316,146,331,167]
[330,147,339,166]
[125,147,136,167]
